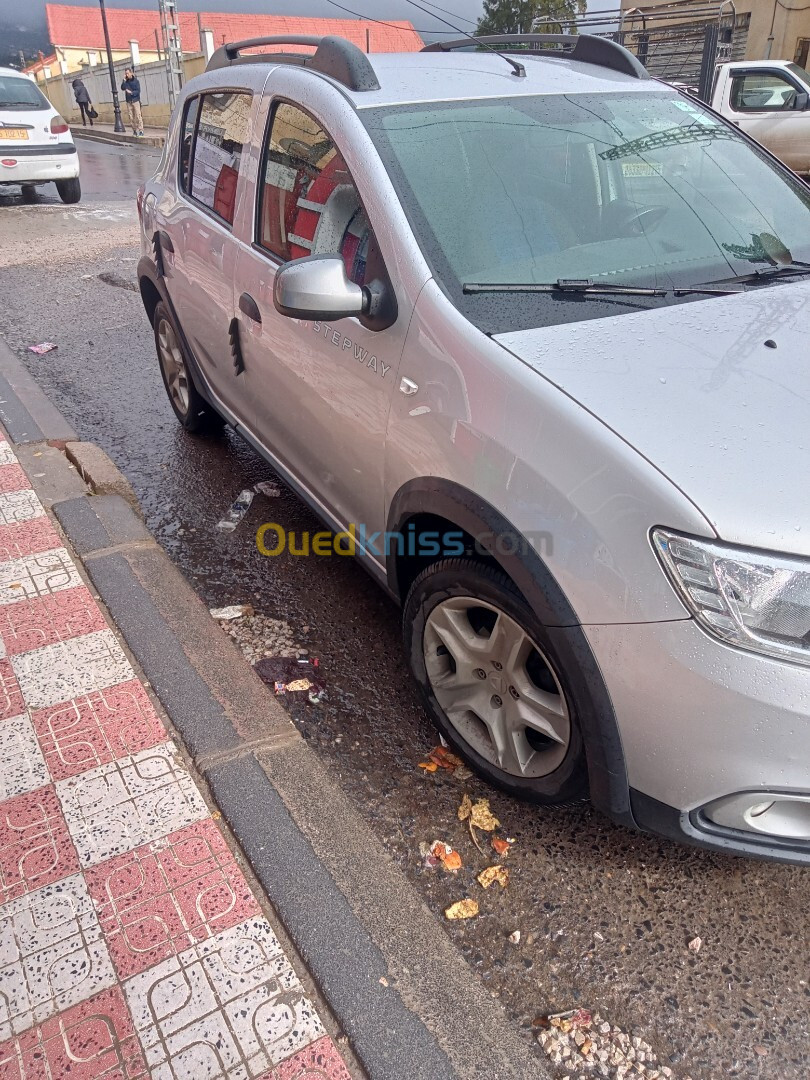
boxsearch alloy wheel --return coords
[157,318,190,415]
[424,597,570,778]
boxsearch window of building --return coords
[190,91,252,225]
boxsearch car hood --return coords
[495,278,810,557]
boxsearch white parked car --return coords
[712,60,810,174]
[0,66,80,203]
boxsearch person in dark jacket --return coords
[120,68,143,136]
[72,78,93,127]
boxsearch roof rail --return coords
[422,33,649,81]
[206,35,381,92]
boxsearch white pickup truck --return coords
[711,59,810,174]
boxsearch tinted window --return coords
[179,96,200,193]
[258,102,373,285]
[191,92,251,225]
[731,72,799,111]
[0,75,49,110]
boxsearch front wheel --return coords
[153,301,222,434]
[56,177,81,204]
[404,558,588,804]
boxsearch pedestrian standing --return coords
[121,68,144,136]
[72,78,93,127]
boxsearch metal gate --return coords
[550,2,751,102]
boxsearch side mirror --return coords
[794,90,809,110]
[274,255,367,321]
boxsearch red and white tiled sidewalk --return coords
[0,437,352,1080]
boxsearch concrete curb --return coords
[65,440,141,511]
[0,335,545,1080]
[71,126,165,149]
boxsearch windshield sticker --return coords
[621,162,659,176]
[673,100,718,125]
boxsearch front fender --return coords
[387,477,635,827]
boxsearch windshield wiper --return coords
[703,262,810,287]
[463,279,740,297]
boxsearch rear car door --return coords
[165,89,254,419]
[233,99,405,535]
[727,67,810,171]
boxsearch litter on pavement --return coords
[477,864,509,889]
[254,655,325,704]
[420,840,462,872]
[216,488,255,531]
[210,604,255,620]
[28,342,57,354]
[255,480,282,497]
[444,899,479,920]
[458,794,500,832]
[418,745,463,772]
[491,836,514,857]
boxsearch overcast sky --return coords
[0,0,618,35]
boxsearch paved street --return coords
[1,138,808,1080]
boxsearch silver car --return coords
[137,33,810,863]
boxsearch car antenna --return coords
[402,0,526,76]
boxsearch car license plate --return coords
[0,129,29,140]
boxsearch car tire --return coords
[403,557,588,805]
[56,177,81,204]
[153,301,223,434]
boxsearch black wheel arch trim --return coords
[137,256,219,414]
[387,477,635,825]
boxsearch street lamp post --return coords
[98,0,126,132]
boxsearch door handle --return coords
[239,292,262,324]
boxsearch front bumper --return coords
[0,145,79,183]
[630,789,810,864]
[585,617,810,861]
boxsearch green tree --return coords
[477,0,587,36]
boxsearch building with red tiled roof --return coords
[36,3,421,74]
[23,53,59,80]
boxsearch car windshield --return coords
[361,90,810,332]
[0,75,49,110]
[788,62,810,88]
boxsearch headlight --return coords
[652,528,810,667]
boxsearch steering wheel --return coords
[614,204,669,236]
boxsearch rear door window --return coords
[179,95,200,193]
[190,91,252,225]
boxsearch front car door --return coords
[727,66,810,172]
[233,92,408,541]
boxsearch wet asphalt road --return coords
[1,140,808,1080]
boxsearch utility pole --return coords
[98,0,126,132]
[158,0,184,112]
